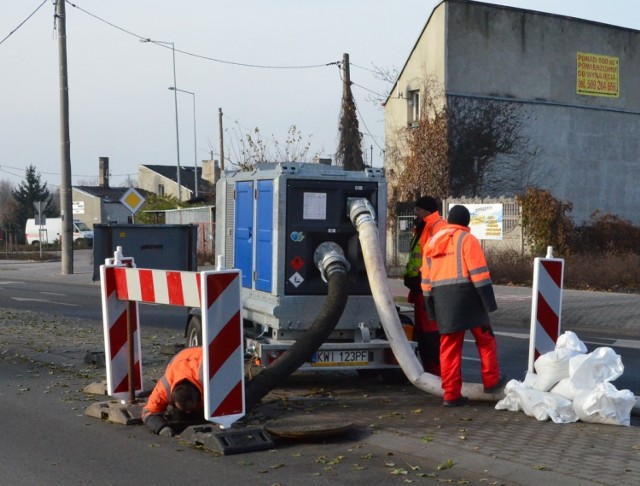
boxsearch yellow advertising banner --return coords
[576,52,619,98]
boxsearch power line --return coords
[66,1,339,70]
[0,0,48,47]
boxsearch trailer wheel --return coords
[186,315,202,347]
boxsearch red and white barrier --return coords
[528,247,564,371]
[100,248,244,428]
[201,271,244,429]
[100,256,142,399]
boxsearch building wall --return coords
[384,3,446,182]
[445,1,640,223]
[385,0,640,224]
[137,166,193,201]
[71,190,102,228]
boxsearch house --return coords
[385,0,640,224]
[137,160,219,202]
[72,157,152,226]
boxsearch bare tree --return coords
[387,79,544,225]
[447,96,543,197]
[225,123,315,171]
[386,78,450,224]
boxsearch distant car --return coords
[25,217,94,246]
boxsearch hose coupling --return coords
[348,198,376,228]
[313,242,350,283]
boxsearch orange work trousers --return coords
[440,325,500,401]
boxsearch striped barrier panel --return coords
[100,258,143,400]
[528,254,564,372]
[100,260,244,428]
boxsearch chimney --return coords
[99,157,109,188]
[201,159,220,185]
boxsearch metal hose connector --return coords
[314,242,350,282]
[348,198,376,228]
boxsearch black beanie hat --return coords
[414,196,438,213]
[447,205,470,227]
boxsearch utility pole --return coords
[342,52,351,95]
[218,108,225,171]
[56,0,73,274]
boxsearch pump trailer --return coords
[185,163,416,377]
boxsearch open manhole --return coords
[264,417,353,439]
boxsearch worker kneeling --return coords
[142,347,208,436]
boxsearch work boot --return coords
[484,373,508,394]
[442,396,469,407]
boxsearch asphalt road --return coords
[1,253,639,395]
[1,251,639,485]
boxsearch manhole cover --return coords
[264,418,353,439]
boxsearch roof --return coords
[141,164,213,194]
[73,185,153,202]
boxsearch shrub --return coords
[486,249,533,287]
[516,187,573,257]
[570,211,640,254]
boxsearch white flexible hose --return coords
[356,215,497,401]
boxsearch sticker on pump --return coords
[291,256,304,271]
[290,231,305,242]
[289,272,304,287]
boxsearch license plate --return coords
[310,350,369,367]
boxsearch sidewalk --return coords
[2,253,639,484]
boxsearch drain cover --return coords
[264,418,353,439]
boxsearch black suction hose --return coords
[244,268,349,410]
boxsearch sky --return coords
[1,0,639,191]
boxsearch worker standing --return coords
[421,205,506,406]
[403,196,446,375]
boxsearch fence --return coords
[164,206,215,255]
[386,197,523,276]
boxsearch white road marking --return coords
[493,331,640,350]
[10,297,79,307]
[0,281,26,285]
[40,292,66,296]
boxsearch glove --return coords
[158,426,175,437]
[403,275,421,293]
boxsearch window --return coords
[158,184,165,196]
[408,90,420,127]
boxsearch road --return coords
[1,274,637,395]
[1,254,639,485]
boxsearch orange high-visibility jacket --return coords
[415,212,447,280]
[418,211,447,251]
[142,346,205,433]
[421,224,497,333]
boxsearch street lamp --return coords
[140,38,182,201]
[169,87,198,197]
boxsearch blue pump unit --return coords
[215,163,387,340]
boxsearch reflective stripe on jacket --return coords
[421,224,497,333]
[142,347,205,428]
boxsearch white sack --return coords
[550,377,577,401]
[496,379,578,424]
[532,331,588,392]
[572,382,636,426]
[533,347,580,391]
[569,347,624,390]
[555,330,588,353]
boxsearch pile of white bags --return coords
[495,331,637,426]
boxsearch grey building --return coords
[385,0,640,224]
[137,160,219,202]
